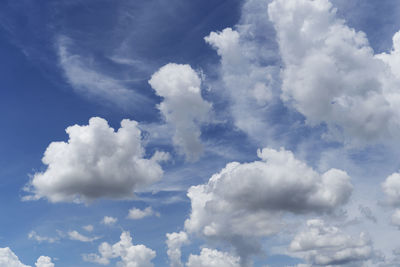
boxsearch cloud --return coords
[0,248,30,267]
[24,117,165,203]
[68,231,100,242]
[382,172,400,206]
[392,209,400,228]
[102,216,118,226]
[186,248,240,267]
[289,219,373,266]
[28,231,58,243]
[149,63,212,161]
[166,231,189,267]
[83,231,156,267]
[35,256,54,267]
[128,207,159,220]
[184,147,352,261]
[57,36,152,111]
[268,0,400,145]
[83,225,94,232]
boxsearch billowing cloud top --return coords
[149,63,211,161]
[24,117,164,203]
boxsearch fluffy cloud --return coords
[24,117,164,203]
[35,256,54,267]
[128,207,158,220]
[83,225,94,232]
[391,209,400,227]
[0,248,30,267]
[83,231,156,267]
[382,172,400,206]
[166,231,189,267]
[289,219,373,266]
[102,216,118,226]
[148,63,211,161]
[68,231,100,242]
[268,0,400,144]
[186,248,240,267]
[184,147,352,260]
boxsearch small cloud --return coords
[28,231,59,243]
[127,207,159,220]
[83,225,94,232]
[68,230,100,242]
[102,216,118,226]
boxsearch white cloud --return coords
[149,63,212,161]
[392,209,400,228]
[0,247,30,267]
[102,216,118,226]
[382,172,400,207]
[166,231,189,267]
[83,231,156,267]
[24,117,164,203]
[68,230,100,242]
[186,248,240,267]
[128,207,158,220]
[184,147,352,259]
[289,219,373,265]
[268,0,400,145]
[35,256,54,267]
[57,36,151,110]
[83,225,94,232]
[28,231,58,243]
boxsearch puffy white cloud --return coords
[166,231,189,267]
[128,207,158,220]
[186,248,240,267]
[0,248,30,267]
[102,216,118,226]
[382,172,400,206]
[184,147,352,259]
[83,231,156,267]
[57,36,151,110]
[289,219,373,266]
[391,209,400,227]
[24,117,164,203]
[35,256,54,267]
[68,230,100,242]
[28,231,58,243]
[268,0,400,144]
[148,63,212,161]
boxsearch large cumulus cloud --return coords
[184,147,352,261]
[269,0,400,144]
[24,117,165,203]
[149,63,211,161]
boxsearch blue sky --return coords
[2,0,400,266]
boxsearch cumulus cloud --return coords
[24,117,164,203]
[0,248,30,267]
[83,225,94,232]
[166,231,189,267]
[35,256,54,267]
[289,219,373,266]
[102,216,118,226]
[68,231,100,242]
[57,36,152,111]
[382,172,400,207]
[186,248,240,267]
[184,147,352,260]
[148,63,212,161]
[83,231,156,267]
[128,207,158,220]
[268,0,400,144]
[391,209,400,228]
[204,0,281,143]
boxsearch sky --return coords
[1,0,400,266]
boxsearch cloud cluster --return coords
[68,231,100,242]
[0,248,53,267]
[102,216,118,226]
[289,219,373,266]
[24,117,164,203]
[149,63,212,161]
[269,0,400,144]
[186,248,240,267]
[83,231,156,267]
[35,256,54,267]
[166,231,189,267]
[128,207,158,220]
[184,147,352,259]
